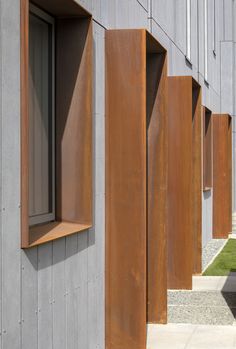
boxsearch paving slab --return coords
[193,276,236,292]
[147,324,236,349]
[147,324,194,349]
[187,325,236,349]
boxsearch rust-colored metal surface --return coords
[228,118,232,234]
[168,76,202,288]
[28,222,91,247]
[30,0,90,17]
[106,29,168,349]
[106,29,146,349]
[56,18,92,226]
[167,76,192,289]
[202,106,213,191]
[147,48,168,323]
[21,0,92,248]
[213,115,232,238]
[192,84,202,275]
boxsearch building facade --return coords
[0,0,235,348]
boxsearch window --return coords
[203,106,213,190]
[186,0,191,62]
[213,0,216,55]
[21,0,93,248]
[29,4,55,226]
[204,0,208,82]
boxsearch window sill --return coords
[26,221,91,248]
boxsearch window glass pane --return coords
[204,0,208,81]
[29,11,54,221]
[213,0,216,54]
[186,0,191,61]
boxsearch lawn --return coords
[203,239,236,276]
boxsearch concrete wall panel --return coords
[221,41,234,115]
[1,1,21,348]
[198,0,205,77]
[137,0,148,12]
[168,41,198,80]
[190,0,198,69]
[150,19,171,52]
[152,0,175,46]
[224,0,233,41]
[102,0,149,29]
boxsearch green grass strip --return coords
[203,239,236,276]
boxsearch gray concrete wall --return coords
[0,0,235,348]
[0,1,106,348]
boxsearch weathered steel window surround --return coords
[21,0,93,248]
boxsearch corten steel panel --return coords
[213,115,232,238]
[106,29,147,349]
[167,76,202,289]
[202,106,213,191]
[147,50,168,323]
[192,85,202,275]
[106,29,168,349]
[167,76,192,289]
[56,18,92,225]
[30,0,90,17]
[228,118,232,233]
[21,0,93,247]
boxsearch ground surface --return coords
[168,276,236,325]
[202,238,227,271]
[147,323,236,349]
[203,239,236,276]
[147,239,236,348]
[147,275,236,348]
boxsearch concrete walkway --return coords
[147,276,236,348]
[168,276,236,325]
[193,275,236,292]
[147,323,236,349]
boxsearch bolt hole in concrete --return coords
[147,239,236,348]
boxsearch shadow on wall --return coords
[23,229,90,270]
[56,18,92,224]
[146,53,165,128]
